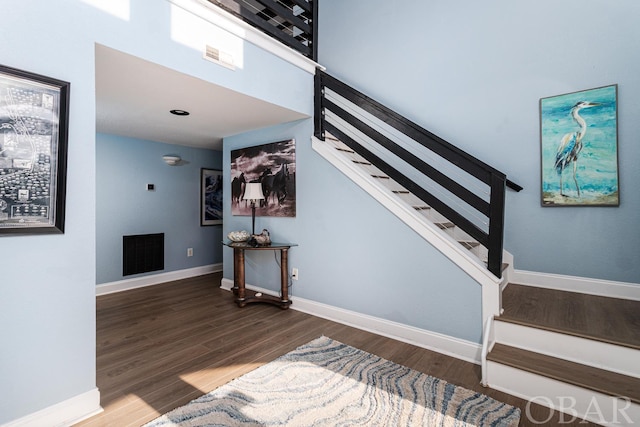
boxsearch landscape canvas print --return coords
[540,85,618,206]
[230,139,296,217]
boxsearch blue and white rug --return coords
[144,336,520,426]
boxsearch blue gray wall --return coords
[0,0,311,423]
[4,0,638,424]
[318,0,640,284]
[96,133,222,284]
[223,120,482,343]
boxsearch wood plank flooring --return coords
[77,273,599,426]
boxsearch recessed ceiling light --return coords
[170,109,190,116]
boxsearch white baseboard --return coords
[512,270,640,301]
[3,388,102,427]
[96,263,222,296]
[220,278,482,364]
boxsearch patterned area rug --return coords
[144,336,520,426]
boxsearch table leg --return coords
[280,248,289,305]
[232,248,239,296]
[235,248,246,306]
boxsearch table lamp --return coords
[242,183,265,235]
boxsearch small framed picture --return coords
[201,168,222,226]
[0,64,70,234]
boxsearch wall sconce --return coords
[162,155,181,166]
[242,183,265,235]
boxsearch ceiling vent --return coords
[203,45,235,70]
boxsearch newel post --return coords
[314,69,325,140]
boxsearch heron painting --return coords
[540,85,619,206]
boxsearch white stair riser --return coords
[487,362,640,427]
[494,320,640,378]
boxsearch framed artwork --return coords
[0,64,70,234]
[201,168,222,226]
[230,139,296,217]
[540,84,619,206]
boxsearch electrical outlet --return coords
[187,248,193,257]
[292,267,299,281]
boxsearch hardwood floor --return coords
[77,273,599,426]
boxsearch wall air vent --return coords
[204,45,235,70]
[123,233,164,276]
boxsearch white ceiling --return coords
[95,45,308,150]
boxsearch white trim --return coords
[486,362,640,427]
[220,278,482,364]
[512,270,640,301]
[2,388,102,427]
[167,0,323,75]
[494,320,640,378]
[480,315,495,386]
[96,264,222,296]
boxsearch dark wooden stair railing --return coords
[314,69,522,278]
[207,0,317,60]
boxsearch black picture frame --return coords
[0,64,70,235]
[230,139,296,217]
[201,168,222,226]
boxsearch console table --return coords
[223,241,296,309]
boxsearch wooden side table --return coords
[223,241,296,309]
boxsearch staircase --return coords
[318,133,492,268]
[485,284,640,426]
[314,130,640,425]
[312,71,640,425]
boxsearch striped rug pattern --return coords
[145,336,520,426]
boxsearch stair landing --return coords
[500,283,640,349]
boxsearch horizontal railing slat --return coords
[325,121,490,247]
[208,0,312,58]
[253,0,312,33]
[321,72,503,185]
[325,98,491,217]
[316,70,521,277]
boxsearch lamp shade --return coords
[243,182,265,201]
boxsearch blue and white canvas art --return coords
[540,85,618,206]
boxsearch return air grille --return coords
[203,45,235,70]
[123,233,164,276]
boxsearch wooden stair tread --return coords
[488,343,640,404]
[459,241,480,249]
[335,147,353,153]
[501,284,640,350]
[435,222,455,229]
